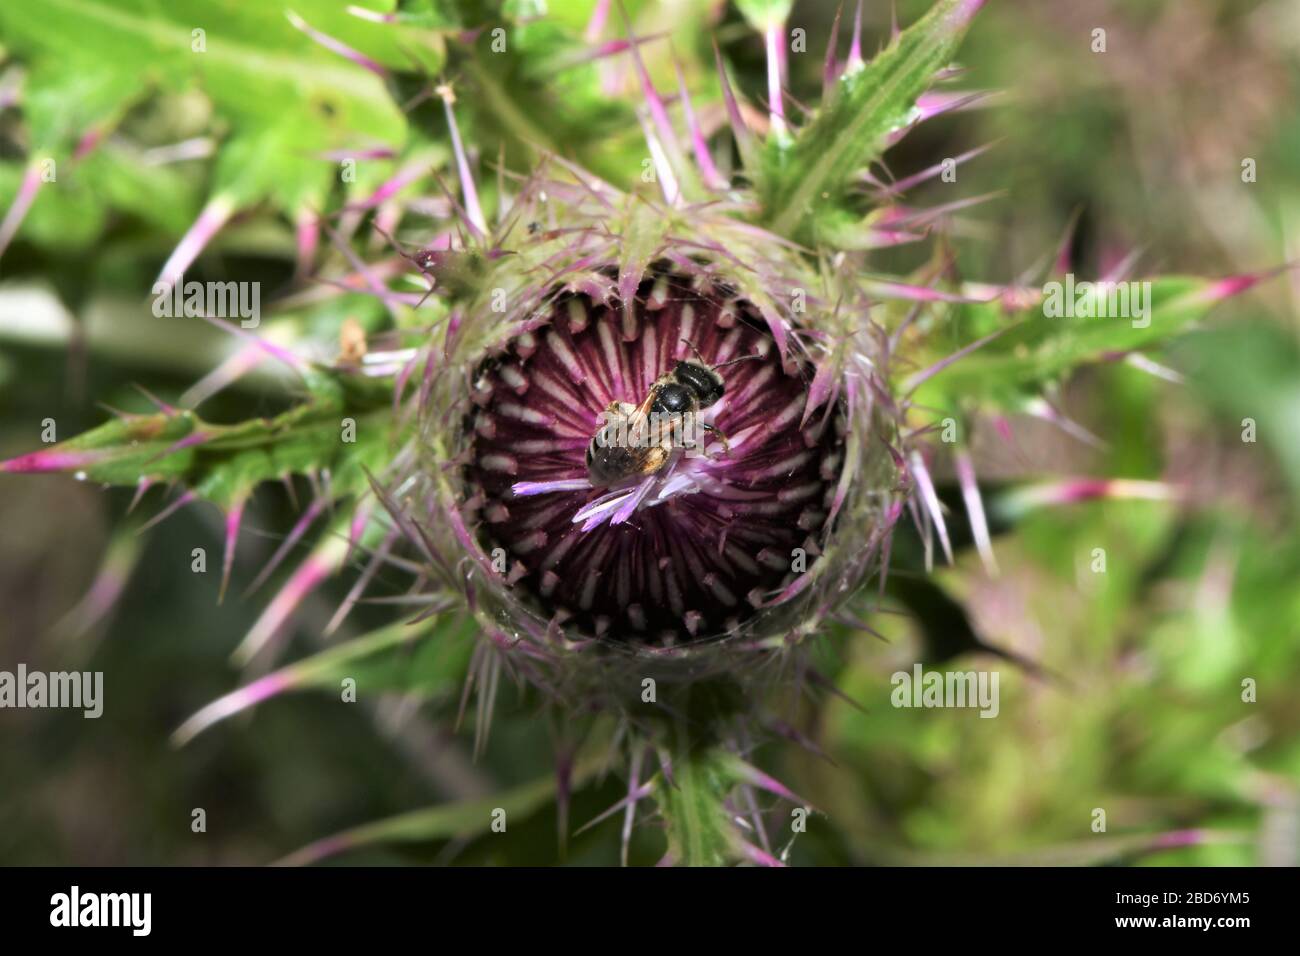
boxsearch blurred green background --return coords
[1,0,1298,865]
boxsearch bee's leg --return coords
[675,414,701,453]
[699,422,731,459]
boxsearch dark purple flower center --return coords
[464,273,844,645]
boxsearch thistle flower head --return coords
[474,277,838,640]
[399,183,897,703]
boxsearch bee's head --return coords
[672,360,725,409]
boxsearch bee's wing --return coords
[632,392,656,419]
[599,400,642,422]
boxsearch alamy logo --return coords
[151,273,261,328]
[595,409,708,457]
[50,886,151,936]
[891,664,1000,718]
[1042,272,1152,328]
[0,664,103,718]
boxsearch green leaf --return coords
[21,58,147,148]
[86,147,203,236]
[735,0,793,30]
[0,0,410,212]
[171,615,474,745]
[457,22,648,186]
[757,0,983,239]
[0,161,110,251]
[912,276,1215,410]
[276,751,606,865]
[1,368,400,507]
[1176,318,1300,502]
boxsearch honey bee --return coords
[585,342,757,487]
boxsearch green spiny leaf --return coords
[912,276,1218,410]
[1,367,400,507]
[276,750,606,865]
[758,0,984,240]
[0,0,410,214]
